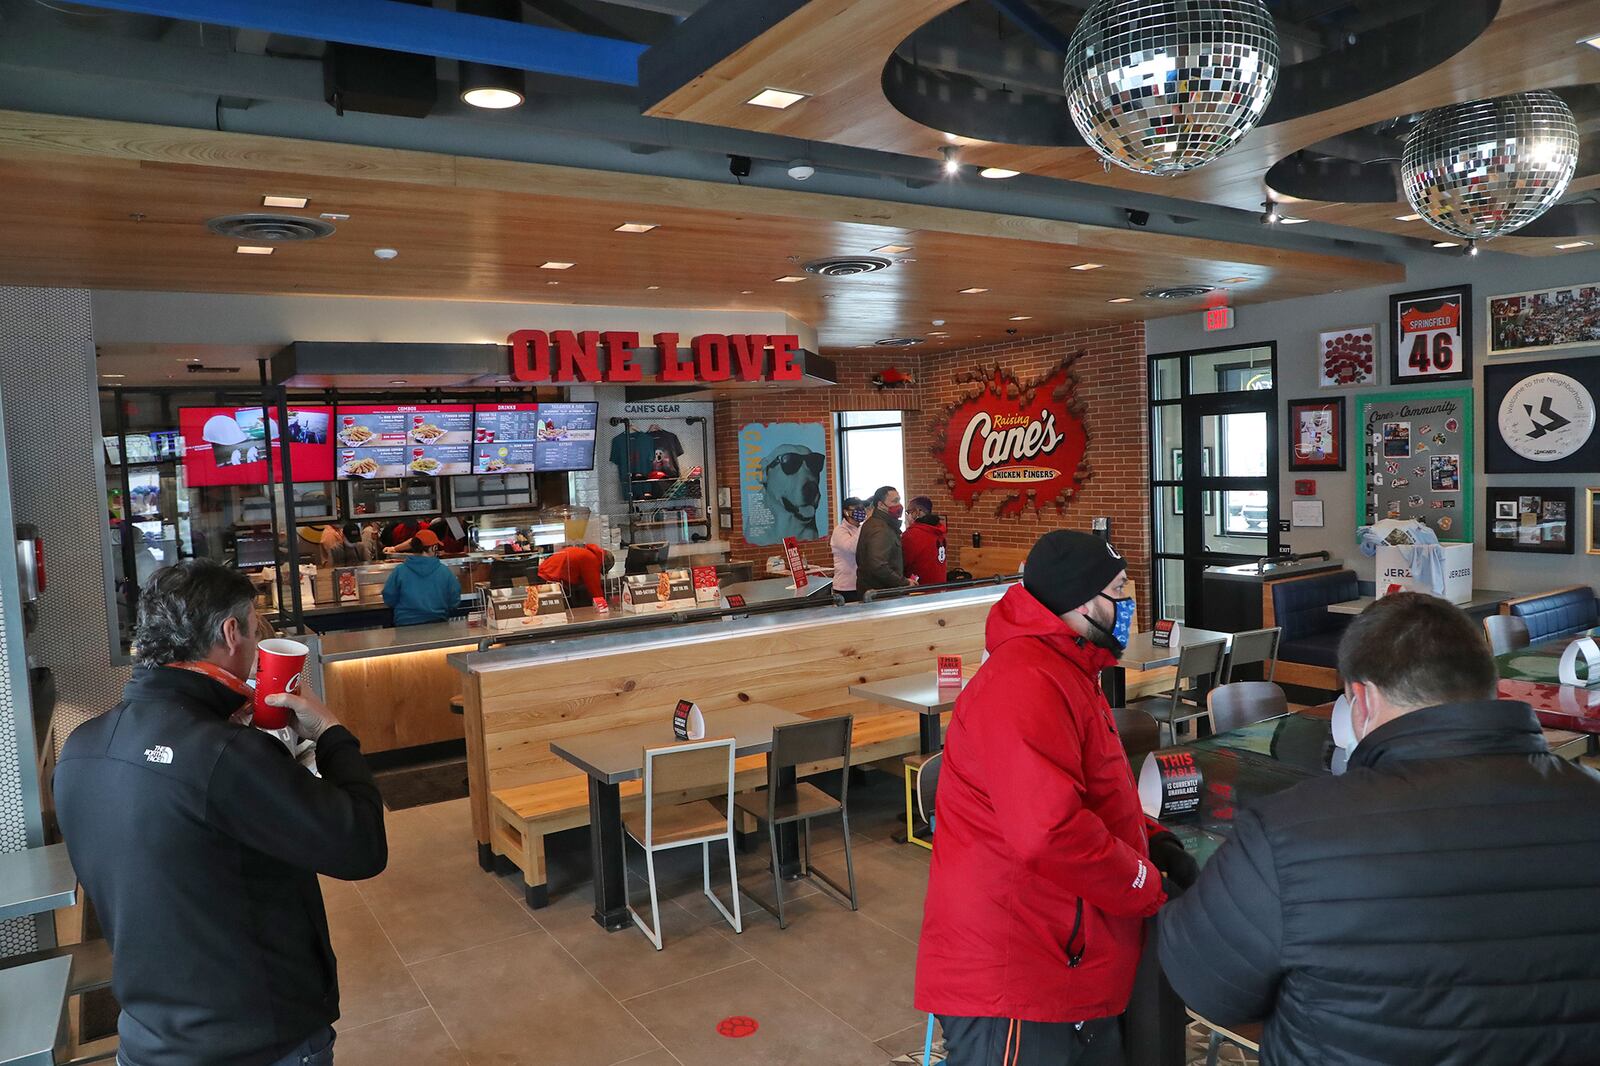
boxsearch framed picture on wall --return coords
[1486,486,1573,554]
[1483,356,1600,473]
[1317,325,1378,388]
[1390,285,1472,385]
[1588,489,1600,555]
[1488,282,1600,356]
[1287,397,1346,471]
[1357,387,1474,540]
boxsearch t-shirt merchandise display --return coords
[609,427,685,497]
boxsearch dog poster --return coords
[739,422,828,545]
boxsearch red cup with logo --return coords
[484,430,494,443]
[342,416,355,429]
[253,637,309,729]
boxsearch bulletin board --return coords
[1356,387,1474,541]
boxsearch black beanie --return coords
[1022,530,1127,617]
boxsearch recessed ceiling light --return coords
[262,194,308,209]
[541,261,574,270]
[959,287,989,294]
[1278,216,1310,225]
[463,87,524,109]
[546,280,560,286]
[1581,34,1600,50]
[1394,212,1423,222]
[740,289,755,294]
[646,285,661,290]
[373,248,398,260]
[746,87,808,109]
[496,378,511,384]
[1108,297,1134,303]
[1070,263,1104,271]
[615,222,658,234]
[320,212,351,221]
[928,331,950,336]
[979,167,1020,179]
[774,275,806,283]
[1555,240,1593,250]
[872,244,912,254]
[1008,315,1032,321]
[235,245,274,255]
[461,61,525,110]
[1219,276,1250,284]
[1432,240,1459,248]
[390,379,408,385]
[101,373,125,379]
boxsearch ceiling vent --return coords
[803,255,893,276]
[1141,285,1215,300]
[873,337,924,347]
[205,214,337,243]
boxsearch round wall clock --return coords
[1497,371,1596,462]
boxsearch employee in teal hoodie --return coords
[382,529,461,625]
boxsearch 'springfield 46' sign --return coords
[933,354,1091,516]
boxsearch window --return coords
[833,411,905,512]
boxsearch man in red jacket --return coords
[916,530,1181,1065]
[900,495,948,586]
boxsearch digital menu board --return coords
[471,402,598,473]
[177,406,335,486]
[336,404,473,479]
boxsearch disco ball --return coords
[1063,0,1280,176]
[1401,91,1580,241]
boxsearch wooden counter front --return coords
[320,643,478,752]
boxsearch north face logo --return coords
[144,745,173,765]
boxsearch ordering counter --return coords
[303,574,834,754]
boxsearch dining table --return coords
[1492,629,1600,749]
[1104,626,1233,707]
[549,702,811,931]
[847,672,966,755]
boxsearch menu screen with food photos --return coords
[470,401,598,473]
[336,404,473,479]
[178,406,335,487]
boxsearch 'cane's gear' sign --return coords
[933,354,1091,515]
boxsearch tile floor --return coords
[325,774,1252,1066]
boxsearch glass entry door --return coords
[1150,344,1278,626]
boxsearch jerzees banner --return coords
[508,330,804,384]
[933,355,1091,515]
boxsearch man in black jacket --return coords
[1158,592,1600,1065]
[856,484,907,593]
[56,561,387,1066]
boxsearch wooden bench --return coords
[460,588,1002,907]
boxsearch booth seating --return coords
[1263,569,1359,691]
[461,589,1000,908]
[1503,585,1599,643]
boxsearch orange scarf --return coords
[166,661,253,698]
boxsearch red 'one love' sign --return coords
[508,330,804,384]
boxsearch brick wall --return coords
[714,323,1150,619]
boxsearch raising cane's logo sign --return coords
[933,354,1091,515]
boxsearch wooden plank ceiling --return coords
[642,0,1600,257]
[0,109,1397,354]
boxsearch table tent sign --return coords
[672,699,706,741]
[937,655,963,687]
[1139,750,1203,819]
[1558,637,1600,688]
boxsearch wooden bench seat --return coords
[489,709,931,907]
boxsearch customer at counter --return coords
[537,542,615,606]
[1159,593,1600,1064]
[830,496,866,602]
[382,530,461,625]
[901,495,948,587]
[916,532,1190,1065]
[856,485,907,593]
[54,560,387,1066]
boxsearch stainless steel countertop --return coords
[455,583,1009,676]
[0,843,75,923]
[313,619,486,662]
[1203,558,1345,584]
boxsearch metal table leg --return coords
[1103,665,1128,708]
[918,711,943,755]
[774,765,802,880]
[587,777,630,931]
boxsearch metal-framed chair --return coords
[1207,681,1290,735]
[1112,707,1162,770]
[733,716,858,928]
[622,737,741,950]
[1483,614,1530,656]
[1222,627,1281,683]
[901,748,943,851]
[1129,639,1228,745]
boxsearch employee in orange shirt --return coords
[537,543,615,606]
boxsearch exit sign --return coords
[1204,306,1235,331]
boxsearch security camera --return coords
[728,155,752,178]
[1006,328,1019,335]
[787,159,815,181]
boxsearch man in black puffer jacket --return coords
[1159,592,1600,1065]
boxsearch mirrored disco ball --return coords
[1064,0,1279,176]
[1401,91,1579,241]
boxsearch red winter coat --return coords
[914,583,1165,1023]
[901,518,948,586]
